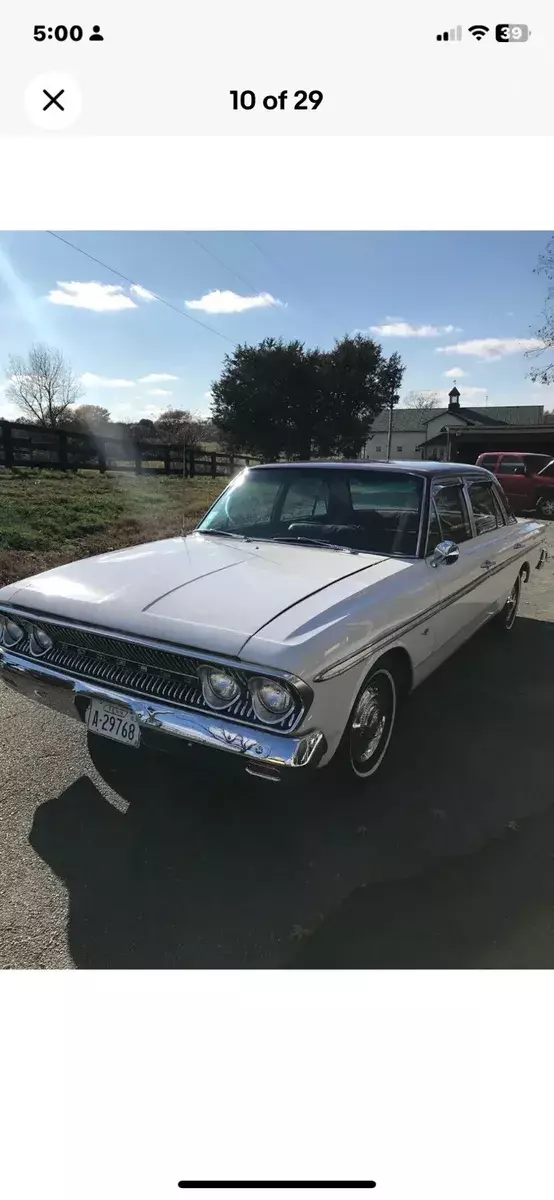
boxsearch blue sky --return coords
[0,231,552,422]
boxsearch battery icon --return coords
[495,24,530,41]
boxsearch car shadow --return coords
[28,615,554,968]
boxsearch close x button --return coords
[42,88,65,112]
[24,73,82,129]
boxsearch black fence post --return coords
[98,440,107,474]
[58,430,68,471]
[210,452,217,478]
[1,421,14,469]
[229,454,234,475]
[189,448,195,478]
[163,445,171,474]
[245,457,250,466]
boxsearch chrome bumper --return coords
[0,650,326,775]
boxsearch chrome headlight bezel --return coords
[248,676,295,725]
[0,615,25,649]
[29,626,54,657]
[198,664,242,711]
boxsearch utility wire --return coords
[46,231,238,347]
[184,232,272,301]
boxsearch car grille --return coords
[7,618,302,732]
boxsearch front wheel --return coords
[536,494,554,519]
[494,574,522,632]
[327,658,399,788]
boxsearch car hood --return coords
[2,533,388,658]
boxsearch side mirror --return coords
[430,539,459,567]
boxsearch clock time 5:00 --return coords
[33,25,104,42]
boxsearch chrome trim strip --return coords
[0,651,326,772]
[315,536,544,681]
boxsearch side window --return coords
[479,455,498,471]
[280,477,329,523]
[433,484,472,544]
[494,485,517,525]
[426,502,443,555]
[468,482,501,535]
[497,457,526,475]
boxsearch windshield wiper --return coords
[268,536,358,554]
[194,528,251,541]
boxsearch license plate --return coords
[85,699,141,747]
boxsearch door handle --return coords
[514,542,523,550]
[480,559,494,570]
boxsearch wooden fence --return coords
[0,420,261,478]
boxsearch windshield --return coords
[197,467,424,557]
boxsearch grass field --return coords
[0,468,227,588]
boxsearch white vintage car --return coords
[0,461,548,788]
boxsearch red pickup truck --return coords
[475,451,554,517]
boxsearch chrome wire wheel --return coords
[501,575,521,631]
[537,495,554,519]
[348,667,397,778]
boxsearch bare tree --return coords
[403,390,441,412]
[5,343,84,427]
[528,236,554,385]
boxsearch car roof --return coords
[477,450,551,458]
[248,459,492,478]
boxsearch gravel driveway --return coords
[1,525,554,969]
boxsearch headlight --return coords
[0,616,25,648]
[199,666,241,710]
[249,677,294,724]
[30,627,54,655]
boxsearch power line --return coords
[184,232,271,301]
[45,231,238,347]
[245,232,337,326]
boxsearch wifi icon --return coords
[468,24,490,39]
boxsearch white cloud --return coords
[436,337,545,361]
[137,373,179,383]
[147,388,172,396]
[443,367,468,377]
[130,284,156,302]
[46,281,138,312]
[81,372,135,389]
[369,320,461,338]
[185,289,283,315]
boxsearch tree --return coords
[64,404,112,430]
[528,236,554,385]
[153,408,206,447]
[210,335,405,461]
[5,343,84,427]
[403,390,441,412]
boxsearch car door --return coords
[464,478,520,614]
[496,455,534,510]
[425,478,495,657]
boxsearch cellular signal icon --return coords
[436,25,462,41]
